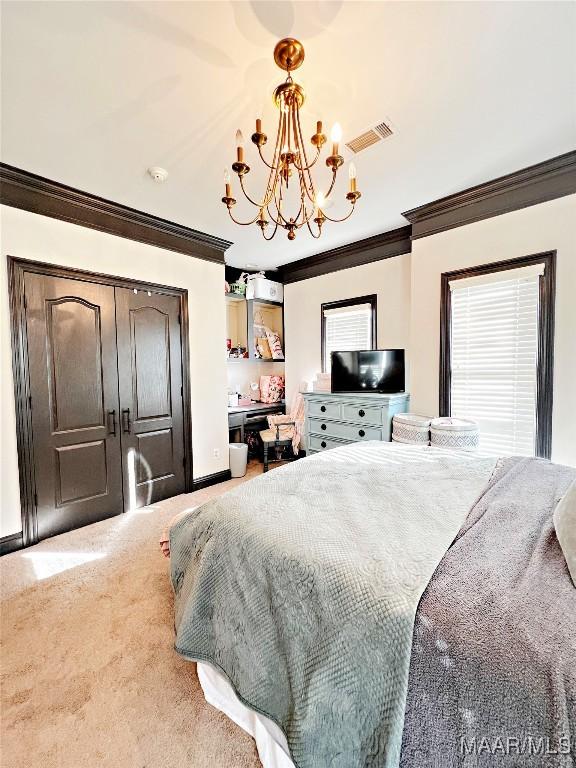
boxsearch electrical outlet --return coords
[213,448,220,459]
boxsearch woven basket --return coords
[392,413,432,445]
[430,417,479,451]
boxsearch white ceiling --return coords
[1,1,575,269]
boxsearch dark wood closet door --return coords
[24,273,123,540]
[115,288,186,510]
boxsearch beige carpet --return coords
[0,463,268,768]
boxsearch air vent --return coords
[345,120,394,154]
[374,121,393,140]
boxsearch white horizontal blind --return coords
[450,266,543,457]
[323,303,373,371]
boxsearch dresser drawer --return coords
[308,418,382,442]
[341,404,384,426]
[309,434,350,452]
[307,400,341,420]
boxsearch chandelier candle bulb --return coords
[330,122,342,155]
[235,129,244,163]
[224,169,232,198]
[256,119,262,133]
[349,162,357,192]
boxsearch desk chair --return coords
[259,393,305,472]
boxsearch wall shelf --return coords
[225,294,285,362]
[227,358,285,364]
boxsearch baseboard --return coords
[192,469,232,491]
[0,531,24,556]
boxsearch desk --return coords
[228,401,285,443]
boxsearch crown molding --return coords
[278,225,412,284]
[0,163,232,263]
[402,151,576,239]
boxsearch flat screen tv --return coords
[331,349,405,394]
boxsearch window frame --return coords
[321,294,377,373]
[439,251,556,459]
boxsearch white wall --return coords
[1,205,230,537]
[284,196,576,467]
[409,194,576,467]
[284,253,412,405]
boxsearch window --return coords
[440,253,556,458]
[321,295,377,372]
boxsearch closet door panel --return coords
[116,288,186,509]
[24,273,123,540]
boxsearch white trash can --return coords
[229,443,248,478]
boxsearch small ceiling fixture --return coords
[147,166,168,183]
[221,38,361,242]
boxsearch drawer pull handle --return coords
[320,405,326,413]
[359,429,366,437]
[358,409,365,417]
[321,441,327,448]
[321,423,327,431]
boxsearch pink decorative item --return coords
[238,397,252,406]
[265,329,284,360]
[259,375,285,404]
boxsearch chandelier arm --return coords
[320,200,357,223]
[293,109,321,206]
[296,169,318,225]
[323,169,339,200]
[292,147,320,173]
[293,194,306,227]
[226,207,262,226]
[237,120,282,210]
[292,106,321,173]
[306,218,323,238]
[272,176,291,226]
[266,181,286,225]
[257,105,285,171]
[257,145,280,171]
[261,220,280,241]
[266,204,283,227]
[238,173,276,209]
[274,174,305,228]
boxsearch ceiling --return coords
[1,1,575,269]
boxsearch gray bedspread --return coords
[170,443,496,768]
[400,456,576,767]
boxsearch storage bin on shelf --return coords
[392,413,432,445]
[430,417,479,451]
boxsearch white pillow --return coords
[553,479,576,588]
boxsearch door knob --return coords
[359,429,366,437]
[321,423,327,431]
[122,408,131,434]
[358,409,365,417]
[321,441,327,448]
[320,405,326,413]
[107,409,117,436]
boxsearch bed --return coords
[168,442,576,768]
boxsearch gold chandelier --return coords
[221,38,361,241]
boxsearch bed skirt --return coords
[197,662,294,768]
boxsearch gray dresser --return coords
[304,392,409,454]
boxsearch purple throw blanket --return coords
[400,457,576,767]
